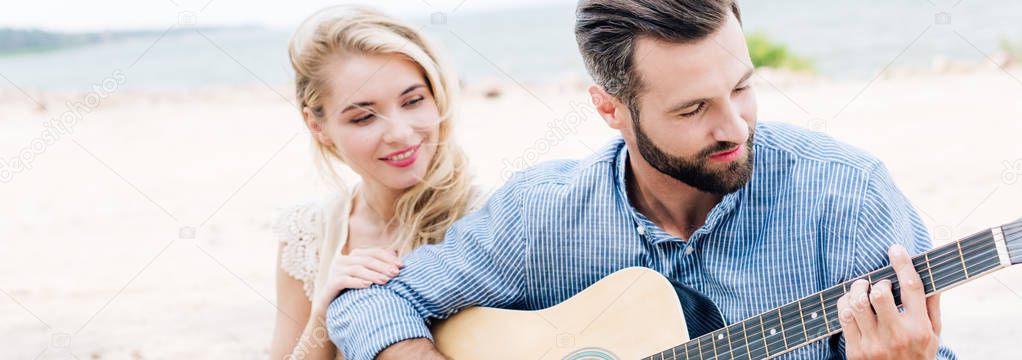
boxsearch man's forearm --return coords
[376,338,447,360]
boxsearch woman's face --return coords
[306,53,441,191]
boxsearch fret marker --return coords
[811,312,818,319]
[718,334,724,340]
[956,241,970,278]
[770,328,777,336]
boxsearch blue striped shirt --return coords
[327,122,956,360]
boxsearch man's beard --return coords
[633,117,756,195]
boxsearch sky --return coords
[0,0,573,32]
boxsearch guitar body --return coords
[431,267,689,359]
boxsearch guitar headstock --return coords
[1003,217,1022,265]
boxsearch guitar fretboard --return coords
[643,220,1021,360]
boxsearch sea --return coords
[1,0,1020,91]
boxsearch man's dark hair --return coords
[575,0,742,111]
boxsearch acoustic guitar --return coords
[430,217,1022,359]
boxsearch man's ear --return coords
[588,85,629,130]
[303,107,333,147]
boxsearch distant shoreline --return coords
[0,26,263,57]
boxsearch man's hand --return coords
[837,244,941,360]
[376,338,447,360]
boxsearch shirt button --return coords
[636,225,646,235]
[684,246,695,255]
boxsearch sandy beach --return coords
[2,66,1022,359]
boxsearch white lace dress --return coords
[274,186,490,301]
[274,193,353,302]
[275,201,327,300]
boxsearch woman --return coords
[269,6,481,359]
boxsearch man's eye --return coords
[680,103,705,118]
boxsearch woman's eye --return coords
[734,85,750,93]
[404,95,425,107]
[680,103,705,118]
[351,113,374,124]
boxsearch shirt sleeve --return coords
[326,176,529,360]
[851,162,933,272]
[841,161,957,359]
[835,336,958,359]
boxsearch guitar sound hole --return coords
[563,347,618,360]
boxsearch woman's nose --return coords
[381,113,416,144]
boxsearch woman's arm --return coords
[269,242,335,360]
[281,312,338,360]
[270,242,404,359]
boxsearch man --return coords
[327,1,957,359]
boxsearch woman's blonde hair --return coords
[288,5,473,254]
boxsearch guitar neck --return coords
[646,219,1022,360]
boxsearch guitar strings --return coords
[682,243,1002,360]
[658,230,1004,360]
[1003,225,1022,254]
[725,241,1001,359]
[667,254,1005,360]
[742,233,993,347]
[659,223,1021,359]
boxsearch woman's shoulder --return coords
[273,197,337,246]
[272,193,350,299]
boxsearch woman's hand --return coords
[310,247,404,317]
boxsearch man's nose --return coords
[713,103,750,144]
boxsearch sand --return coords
[2,67,1022,359]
